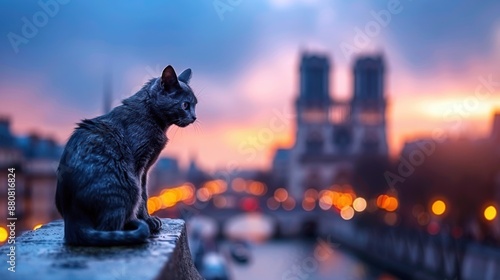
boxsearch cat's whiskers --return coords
[170,125,180,140]
[193,120,204,135]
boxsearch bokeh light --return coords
[352,197,367,212]
[231,177,246,192]
[431,200,446,216]
[214,196,228,208]
[340,206,354,220]
[0,227,7,243]
[282,197,296,211]
[248,181,267,196]
[304,188,319,200]
[319,193,333,210]
[302,197,316,211]
[197,187,211,202]
[274,188,289,203]
[484,205,497,221]
[376,195,398,212]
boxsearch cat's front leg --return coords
[137,173,162,234]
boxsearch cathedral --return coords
[284,53,388,200]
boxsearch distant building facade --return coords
[287,53,388,200]
[271,148,290,189]
[491,112,500,148]
[149,157,184,195]
[0,117,63,232]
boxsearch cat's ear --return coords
[161,65,180,92]
[178,68,192,84]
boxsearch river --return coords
[221,239,399,280]
[189,213,399,279]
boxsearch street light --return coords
[0,227,7,243]
[484,205,497,221]
[431,199,446,216]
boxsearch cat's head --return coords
[149,65,197,127]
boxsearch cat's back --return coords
[64,117,132,165]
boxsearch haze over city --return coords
[1,0,499,171]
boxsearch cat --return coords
[55,65,197,246]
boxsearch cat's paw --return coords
[145,216,162,234]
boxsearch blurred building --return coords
[288,53,388,200]
[0,117,62,232]
[149,156,184,195]
[271,148,290,189]
[491,112,500,147]
[492,112,500,237]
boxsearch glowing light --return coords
[203,180,227,195]
[431,200,446,216]
[334,193,353,210]
[352,197,367,212]
[33,224,43,230]
[274,188,288,203]
[377,195,398,212]
[214,196,228,208]
[282,197,296,211]
[319,197,332,210]
[248,181,267,196]
[196,187,211,202]
[0,227,8,242]
[241,197,259,212]
[340,206,354,220]
[180,183,195,200]
[304,189,318,200]
[319,192,333,210]
[147,197,162,214]
[160,191,177,208]
[151,183,196,212]
[484,205,497,221]
[302,197,316,211]
[147,199,155,214]
[385,197,398,212]
[377,195,389,208]
[231,178,246,192]
[183,195,196,205]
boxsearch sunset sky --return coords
[1,0,499,171]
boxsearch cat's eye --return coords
[181,102,190,110]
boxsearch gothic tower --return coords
[294,53,331,153]
[287,53,389,201]
[289,53,333,199]
[350,55,388,156]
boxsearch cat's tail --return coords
[69,220,151,246]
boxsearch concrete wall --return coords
[0,218,202,280]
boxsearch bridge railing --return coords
[328,222,500,280]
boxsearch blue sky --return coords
[1,0,499,170]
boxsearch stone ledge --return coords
[0,219,202,280]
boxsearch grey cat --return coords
[55,65,197,246]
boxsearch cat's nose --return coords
[192,117,197,122]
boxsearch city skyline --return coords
[1,0,499,171]
[1,2,499,279]
[1,48,499,171]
